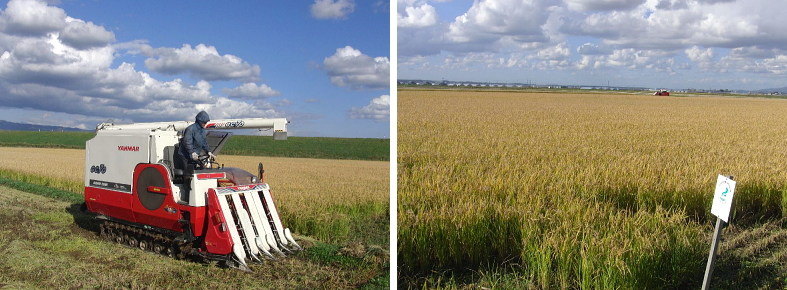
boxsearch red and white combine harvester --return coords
[82,117,301,271]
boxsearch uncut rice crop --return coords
[0,147,389,246]
[398,90,787,289]
[224,155,389,245]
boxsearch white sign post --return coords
[702,175,736,290]
[710,175,736,223]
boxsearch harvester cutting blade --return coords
[231,243,252,272]
[255,237,277,260]
[284,228,302,250]
[214,183,300,266]
[230,194,263,261]
[258,185,301,251]
[245,185,284,254]
[216,195,249,269]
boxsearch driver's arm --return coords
[184,126,198,157]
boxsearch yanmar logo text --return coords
[118,146,140,151]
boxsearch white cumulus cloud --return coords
[577,43,613,55]
[142,44,261,82]
[310,0,355,20]
[58,17,115,50]
[398,0,787,90]
[349,95,389,122]
[0,0,285,129]
[685,45,714,63]
[446,0,552,45]
[398,3,438,28]
[322,46,389,90]
[532,43,571,60]
[565,0,646,12]
[0,0,66,36]
[222,82,281,99]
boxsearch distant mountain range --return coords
[754,86,787,94]
[0,120,89,132]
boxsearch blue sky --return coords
[398,0,787,91]
[0,0,390,138]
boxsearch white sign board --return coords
[710,175,736,223]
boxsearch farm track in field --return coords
[0,185,388,289]
[713,219,787,289]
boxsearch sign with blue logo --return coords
[711,175,736,222]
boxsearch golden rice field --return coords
[398,89,787,289]
[0,147,389,246]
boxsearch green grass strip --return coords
[222,135,390,161]
[0,168,83,194]
[0,142,85,149]
[0,130,390,161]
[307,242,370,269]
[0,130,94,148]
[0,176,83,204]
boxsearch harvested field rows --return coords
[714,218,787,289]
[0,185,384,289]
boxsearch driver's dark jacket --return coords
[178,122,211,163]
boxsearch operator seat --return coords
[169,144,193,204]
[164,145,186,182]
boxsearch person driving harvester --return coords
[178,110,216,168]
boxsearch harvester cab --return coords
[83,117,301,271]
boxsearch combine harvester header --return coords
[83,117,300,271]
